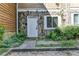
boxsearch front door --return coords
[27,16,38,37]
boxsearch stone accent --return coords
[18,12,27,33]
[18,11,62,39]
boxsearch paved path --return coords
[15,40,36,49]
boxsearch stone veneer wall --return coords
[18,12,27,33]
[18,11,63,39]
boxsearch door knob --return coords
[36,27,38,29]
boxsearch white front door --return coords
[27,16,38,37]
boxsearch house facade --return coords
[0,3,79,38]
[17,3,79,38]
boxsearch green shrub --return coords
[53,27,63,36]
[11,32,26,42]
[47,26,79,41]
[61,40,77,48]
[51,31,57,40]
[46,32,52,39]
[0,25,5,41]
[62,26,79,39]
[47,27,64,41]
[16,32,26,42]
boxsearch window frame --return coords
[44,15,61,30]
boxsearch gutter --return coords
[16,3,18,34]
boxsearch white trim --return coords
[44,15,61,30]
[71,13,79,25]
[70,7,79,10]
[18,8,61,12]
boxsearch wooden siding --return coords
[0,3,16,32]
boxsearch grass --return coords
[0,48,9,55]
[36,40,77,48]
[61,40,77,48]
[36,44,54,47]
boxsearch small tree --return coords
[0,25,5,41]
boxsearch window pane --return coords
[53,17,58,27]
[74,14,79,25]
[47,17,53,28]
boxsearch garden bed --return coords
[36,26,79,48]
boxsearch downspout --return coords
[16,3,18,34]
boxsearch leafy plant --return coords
[16,32,26,42]
[47,27,64,41]
[11,32,26,42]
[51,31,57,40]
[62,26,79,39]
[47,26,79,41]
[53,27,62,36]
[0,25,5,41]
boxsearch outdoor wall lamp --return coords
[56,3,60,7]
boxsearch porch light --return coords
[56,3,60,7]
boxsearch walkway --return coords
[15,40,36,49]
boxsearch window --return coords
[44,16,58,29]
[71,13,79,25]
[47,17,53,28]
[53,17,58,27]
[74,14,79,25]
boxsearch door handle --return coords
[36,27,38,29]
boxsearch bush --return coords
[12,32,26,43]
[48,27,65,41]
[54,27,63,36]
[47,26,79,41]
[0,25,5,41]
[61,40,77,48]
[62,26,79,39]
[16,32,26,42]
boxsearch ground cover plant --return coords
[0,27,27,55]
[43,26,79,47]
[0,32,27,48]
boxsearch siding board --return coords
[0,3,16,32]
